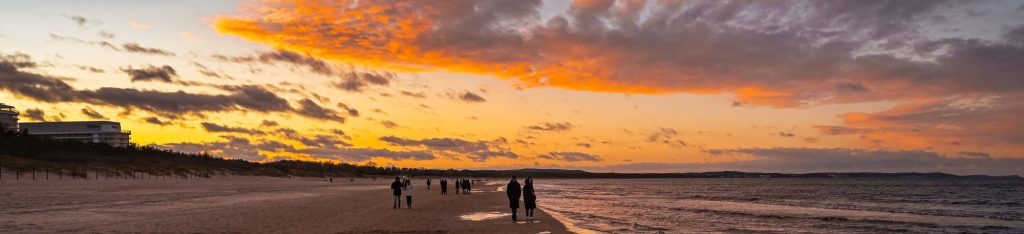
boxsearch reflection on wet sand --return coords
[460,212,510,221]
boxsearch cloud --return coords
[214,0,1023,109]
[64,15,97,27]
[295,99,345,123]
[593,148,1024,176]
[22,108,46,121]
[81,107,105,119]
[525,122,573,131]
[213,50,335,75]
[74,65,105,73]
[380,120,399,129]
[460,91,486,102]
[538,151,602,162]
[121,42,175,56]
[826,95,1024,155]
[643,128,690,147]
[260,120,279,127]
[121,65,177,82]
[49,36,175,56]
[143,117,172,126]
[333,71,395,92]
[336,102,359,117]
[400,91,427,98]
[0,54,328,120]
[201,122,266,135]
[191,62,233,80]
[813,125,873,135]
[380,135,518,161]
[159,136,434,161]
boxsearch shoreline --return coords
[0,176,575,233]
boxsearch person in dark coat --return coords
[426,179,431,190]
[464,179,472,194]
[440,178,448,194]
[390,177,403,209]
[506,176,522,222]
[523,177,537,220]
[455,178,461,194]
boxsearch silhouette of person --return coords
[464,179,472,194]
[391,177,403,209]
[427,178,432,190]
[523,177,536,220]
[403,178,413,209]
[441,178,448,194]
[506,176,522,222]
[455,178,461,194]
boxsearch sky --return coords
[1,0,1023,175]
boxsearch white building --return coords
[0,103,18,132]
[20,121,132,147]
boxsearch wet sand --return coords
[0,174,571,233]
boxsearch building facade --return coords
[0,103,18,132]
[20,121,132,147]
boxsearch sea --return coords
[534,178,1024,233]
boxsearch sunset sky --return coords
[2,0,1023,175]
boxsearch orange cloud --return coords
[214,0,1024,111]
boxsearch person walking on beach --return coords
[391,177,403,209]
[523,177,537,221]
[455,178,461,194]
[403,178,414,209]
[440,178,448,195]
[427,179,432,190]
[464,179,472,194]
[506,176,522,222]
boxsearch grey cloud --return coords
[201,122,266,135]
[22,108,46,121]
[143,117,172,126]
[525,122,573,131]
[81,107,105,119]
[400,91,427,98]
[538,151,602,162]
[333,71,395,92]
[813,125,873,135]
[296,99,345,123]
[192,62,233,80]
[380,120,399,128]
[260,120,279,127]
[121,65,177,82]
[74,65,105,73]
[460,91,486,102]
[121,42,175,56]
[0,54,309,118]
[380,135,518,162]
[213,50,334,75]
[336,102,359,117]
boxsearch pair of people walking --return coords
[390,177,414,209]
[506,176,537,222]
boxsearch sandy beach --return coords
[0,173,572,233]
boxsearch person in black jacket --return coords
[506,176,522,222]
[390,177,403,209]
[455,178,461,194]
[523,177,536,220]
[464,179,472,194]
